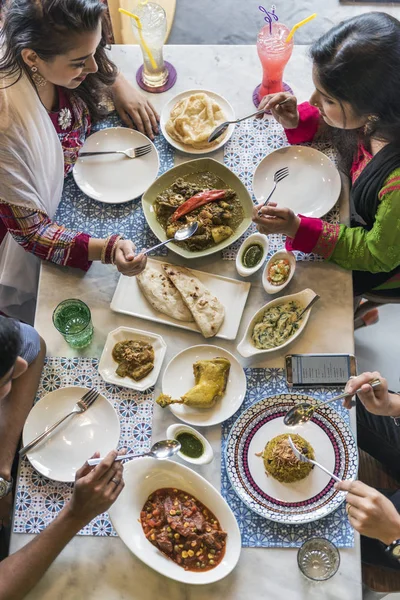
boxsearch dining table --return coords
[10,44,362,600]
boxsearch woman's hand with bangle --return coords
[114,240,147,276]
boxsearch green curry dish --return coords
[153,172,244,252]
[251,300,303,350]
[262,433,315,483]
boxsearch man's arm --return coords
[0,450,124,600]
[0,336,46,482]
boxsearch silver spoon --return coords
[87,439,181,466]
[208,98,291,143]
[142,221,198,256]
[294,294,320,323]
[284,379,381,427]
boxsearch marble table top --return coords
[10,45,361,600]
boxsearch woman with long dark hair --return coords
[253,13,400,304]
[0,0,158,317]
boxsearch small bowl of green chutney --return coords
[166,424,214,465]
[236,232,269,278]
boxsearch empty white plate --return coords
[22,386,120,482]
[161,345,247,427]
[253,145,341,218]
[73,127,159,203]
[160,89,235,154]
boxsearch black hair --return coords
[310,12,400,172]
[0,0,117,121]
[0,316,22,379]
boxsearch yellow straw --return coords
[285,13,317,43]
[118,7,158,69]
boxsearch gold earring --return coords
[364,115,379,135]
[30,66,47,87]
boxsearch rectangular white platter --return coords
[110,258,251,341]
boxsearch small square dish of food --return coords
[108,457,241,584]
[98,326,167,391]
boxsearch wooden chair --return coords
[359,449,400,597]
[107,0,176,45]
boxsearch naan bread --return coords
[162,264,225,338]
[137,266,194,322]
[166,92,227,149]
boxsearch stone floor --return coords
[169,0,400,45]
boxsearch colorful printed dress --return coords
[0,87,92,271]
[283,103,400,293]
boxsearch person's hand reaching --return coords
[258,92,299,129]
[114,240,147,276]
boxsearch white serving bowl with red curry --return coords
[108,457,241,584]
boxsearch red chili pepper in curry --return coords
[170,190,226,222]
[140,487,227,571]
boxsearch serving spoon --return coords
[142,221,198,256]
[87,439,181,466]
[208,98,291,144]
[283,379,381,427]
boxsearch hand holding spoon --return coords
[142,222,198,256]
[284,379,381,426]
[87,439,181,466]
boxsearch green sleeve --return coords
[315,175,400,273]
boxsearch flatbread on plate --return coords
[166,92,227,149]
[162,264,225,338]
[136,266,194,322]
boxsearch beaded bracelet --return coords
[101,234,123,264]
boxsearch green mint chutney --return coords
[242,244,264,268]
[176,432,204,459]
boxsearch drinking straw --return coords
[285,13,317,43]
[118,7,158,69]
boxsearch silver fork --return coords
[257,166,289,216]
[287,435,342,483]
[19,389,99,457]
[79,144,152,159]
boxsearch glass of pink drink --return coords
[257,22,294,102]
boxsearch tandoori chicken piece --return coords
[156,358,231,409]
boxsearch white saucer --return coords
[253,145,341,218]
[160,89,235,154]
[73,127,159,203]
[22,386,120,482]
[161,345,246,427]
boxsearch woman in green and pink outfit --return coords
[253,12,400,320]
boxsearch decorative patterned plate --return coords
[225,394,358,524]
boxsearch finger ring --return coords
[111,477,120,485]
[346,504,351,515]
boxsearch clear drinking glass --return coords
[257,22,294,102]
[297,538,340,582]
[53,299,94,349]
[131,2,168,88]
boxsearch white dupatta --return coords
[0,70,64,315]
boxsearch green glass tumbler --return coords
[52,299,94,349]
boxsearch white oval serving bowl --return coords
[166,423,214,465]
[262,250,296,295]
[108,457,241,584]
[237,288,317,358]
[98,326,167,392]
[236,232,269,278]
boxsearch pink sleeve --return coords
[284,102,321,145]
[285,216,323,253]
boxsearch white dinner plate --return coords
[160,89,235,154]
[161,345,246,427]
[98,326,167,392]
[108,457,241,584]
[22,386,120,482]
[73,127,159,203]
[252,145,341,218]
[111,258,251,341]
[225,394,358,524]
